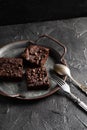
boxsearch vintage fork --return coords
[51,73,87,112]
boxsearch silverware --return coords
[51,72,87,112]
[54,64,87,94]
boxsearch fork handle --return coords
[70,93,87,112]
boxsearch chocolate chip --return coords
[35,52,38,56]
[32,69,35,73]
[39,77,42,81]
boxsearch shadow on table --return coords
[0,94,51,105]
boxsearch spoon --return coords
[54,64,87,94]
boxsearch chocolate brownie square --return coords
[26,67,50,90]
[0,58,23,80]
[22,44,49,66]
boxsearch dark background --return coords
[0,0,87,25]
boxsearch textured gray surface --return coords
[0,17,87,130]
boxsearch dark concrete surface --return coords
[0,17,87,130]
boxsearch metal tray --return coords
[0,34,67,100]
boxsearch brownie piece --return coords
[26,67,50,90]
[22,44,49,66]
[0,58,23,80]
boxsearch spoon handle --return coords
[70,76,87,95]
[70,92,87,112]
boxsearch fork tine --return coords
[51,72,65,86]
[52,77,63,86]
[55,77,63,86]
[51,77,62,87]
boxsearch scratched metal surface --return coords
[0,18,87,130]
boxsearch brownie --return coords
[26,67,50,90]
[0,58,23,80]
[22,44,49,66]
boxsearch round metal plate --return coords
[0,40,66,100]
